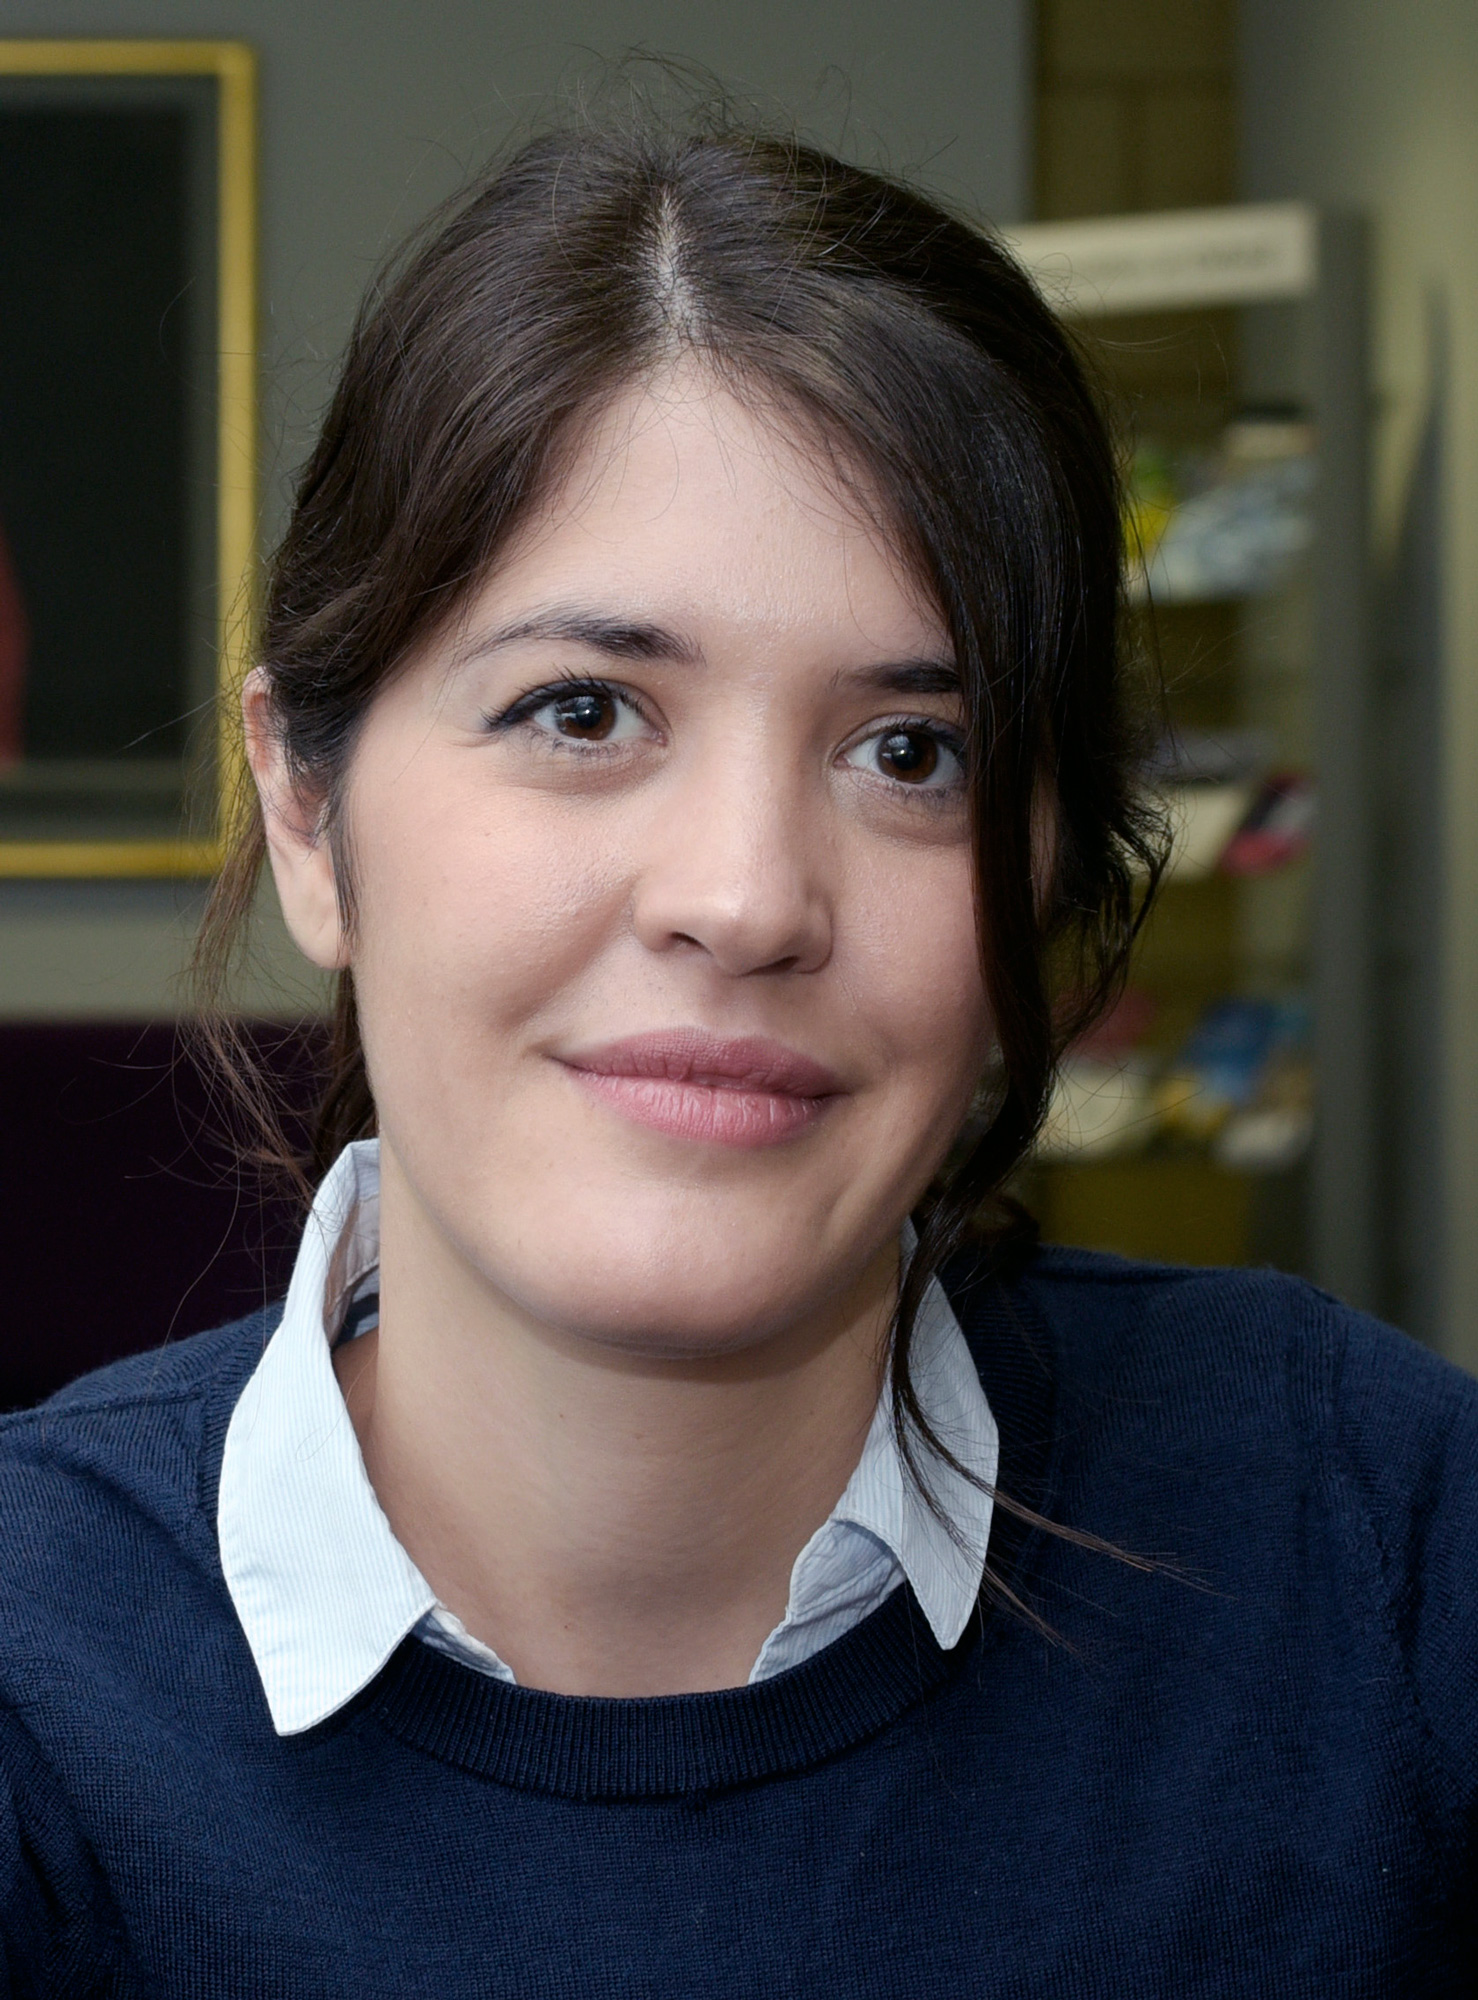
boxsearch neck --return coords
[335,1144,892,1697]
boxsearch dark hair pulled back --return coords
[197,108,1165,1593]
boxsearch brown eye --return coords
[552,690,618,739]
[511,681,651,750]
[843,723,964,793]
[876,729,939,783]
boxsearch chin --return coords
[391,1099,920,1361]
[475,1199,860,1359]
[534,1253,827,1357]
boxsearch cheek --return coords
[347,771,626,1047]
[846,844,990,1088]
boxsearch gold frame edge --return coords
[0,39,257,879]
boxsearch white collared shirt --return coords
[218,1141,998,1735]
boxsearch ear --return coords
[242,668,350,971]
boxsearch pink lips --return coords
[559,1031,842,1149]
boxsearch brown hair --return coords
[196,109,1164,1597]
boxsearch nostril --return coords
[666,927,803,976]
[636,873,832,977]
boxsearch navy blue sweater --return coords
[1,1249,1475,1995]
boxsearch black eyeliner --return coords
[483,674,622,733]
[867,715,969,757]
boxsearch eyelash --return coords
[483,675,968,794]
[848,718,968,800]
[483,675,654,746]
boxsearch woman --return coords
[1,116,1474,1994]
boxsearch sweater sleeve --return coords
[0,1706,135,1998]
[1325,1301,1478,1855]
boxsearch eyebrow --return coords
[450,604,960,697]
[450,608,703,668]
[842,659,962,698]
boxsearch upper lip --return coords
[558,1030,843,1098]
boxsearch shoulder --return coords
[0,1305,275,1454]
[996,1247,1478,1785]
[0,1314,279,1967]
[0,1311,277,1640]
[1013,1243,1477,1453]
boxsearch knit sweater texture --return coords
[0,1248,1474,1997]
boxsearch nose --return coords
[629,754,834,978]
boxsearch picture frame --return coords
[0,40,255,877]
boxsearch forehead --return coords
[473,364,947,658]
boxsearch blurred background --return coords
[1,0,1475,1403]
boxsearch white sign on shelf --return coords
[1003,203,1317,317]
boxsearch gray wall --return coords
[1241,0,1478,1367]
[0,0,1031,1019]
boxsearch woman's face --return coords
[264,366,992,1358]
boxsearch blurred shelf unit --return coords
[1005,203,1372,1305]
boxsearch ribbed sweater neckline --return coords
[368,1580,958,1799]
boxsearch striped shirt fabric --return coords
[218,1140,998,1735]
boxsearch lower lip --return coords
[564,1069,832,1148]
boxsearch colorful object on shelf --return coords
[1136,733,1314,883]
[1037,989,1315,1172]
[1164,783,1257,882]
[1145,456,1314,602]
[1214,1021,1315,1170]
[1154,996,1311,1142]
[1141,728,1267,883]
[1220,772,1316,876]
[1123,446,1178,567]
[1127,418,1315,605]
